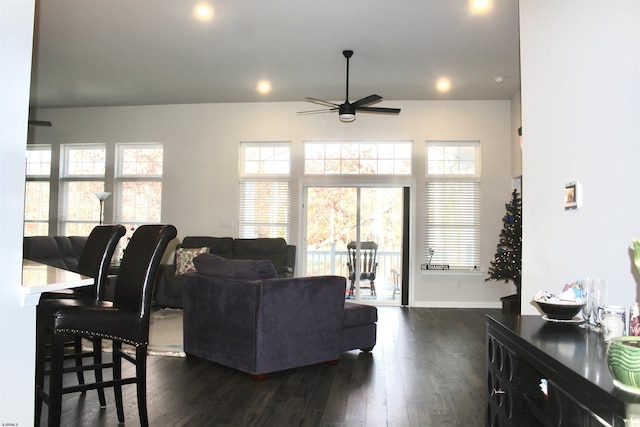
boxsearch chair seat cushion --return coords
[38,298,146,346]
[342,302,378,328]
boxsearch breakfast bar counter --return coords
[486,314,640,426]
[21,259,92,307]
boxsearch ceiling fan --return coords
[298,50,401,122]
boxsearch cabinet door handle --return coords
[491,389,506,396]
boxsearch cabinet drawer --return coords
[548,380,611,427]
[487,367,516,425]
[488,333,517,385]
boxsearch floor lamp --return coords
[93,191,111,225]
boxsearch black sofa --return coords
[23,235,88,271]
[23,235,120,299]
[154,236,296,308]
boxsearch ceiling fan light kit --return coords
[338,103,356,122]
[299,49,401,122]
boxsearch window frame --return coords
[424,140,481,271]
[24,145,52,236]
[303,140,412,175]
[114,143,164,245]
[239,142,291,241]
[58,144,107,235]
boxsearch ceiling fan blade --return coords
[352,94,382,107]
[305,97,340,108]
[355,106,401,114]
[297,108,338,115]
[28,120,52,127]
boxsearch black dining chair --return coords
[40,224,126,300]
[35,224,177,427]
[38,224,126,402]
[346,241,379,297]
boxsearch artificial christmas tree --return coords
[486,189,522,314]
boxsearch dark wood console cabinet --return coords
[486,314,640,426]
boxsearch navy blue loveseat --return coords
[182,253,377,378]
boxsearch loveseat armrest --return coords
[183,274,346,376]
[254,275,344,373]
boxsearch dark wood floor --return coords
[39,307,499,426]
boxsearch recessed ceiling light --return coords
[470,0,492,13]
[194,3,214,21]
[257,81,272,94]
[436,78,451,93]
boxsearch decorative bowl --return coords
[533,299,583,320]
[608,337,640,390]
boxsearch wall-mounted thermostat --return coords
[564,181,582,210]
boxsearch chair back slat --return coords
[347,241,378,275]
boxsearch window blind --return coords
[239,181,290,240]
[424,181,480,269]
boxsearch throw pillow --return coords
[193,253,278,280]
[175,247,210,275]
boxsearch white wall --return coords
[520,0,640,314]
[33,99,515,307]
[0,0,36,424]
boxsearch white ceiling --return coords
[29,0,521,109]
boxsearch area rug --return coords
[83,308,186,358]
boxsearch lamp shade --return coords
[93,191,112,201]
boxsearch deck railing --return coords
[305,244,401,298]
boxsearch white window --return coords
[115,143,163,242]
[24,145,52,236]
[59,144,106,235]
[425,141,480,270]
[239,142,290,240]
[304,141,411,175]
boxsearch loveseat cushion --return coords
[193,253,278,280]
[342,302,378,328]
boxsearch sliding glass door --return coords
[303,186,404,304]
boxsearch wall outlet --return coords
[456,280,462,288]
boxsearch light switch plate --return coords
[564,181,582,210]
